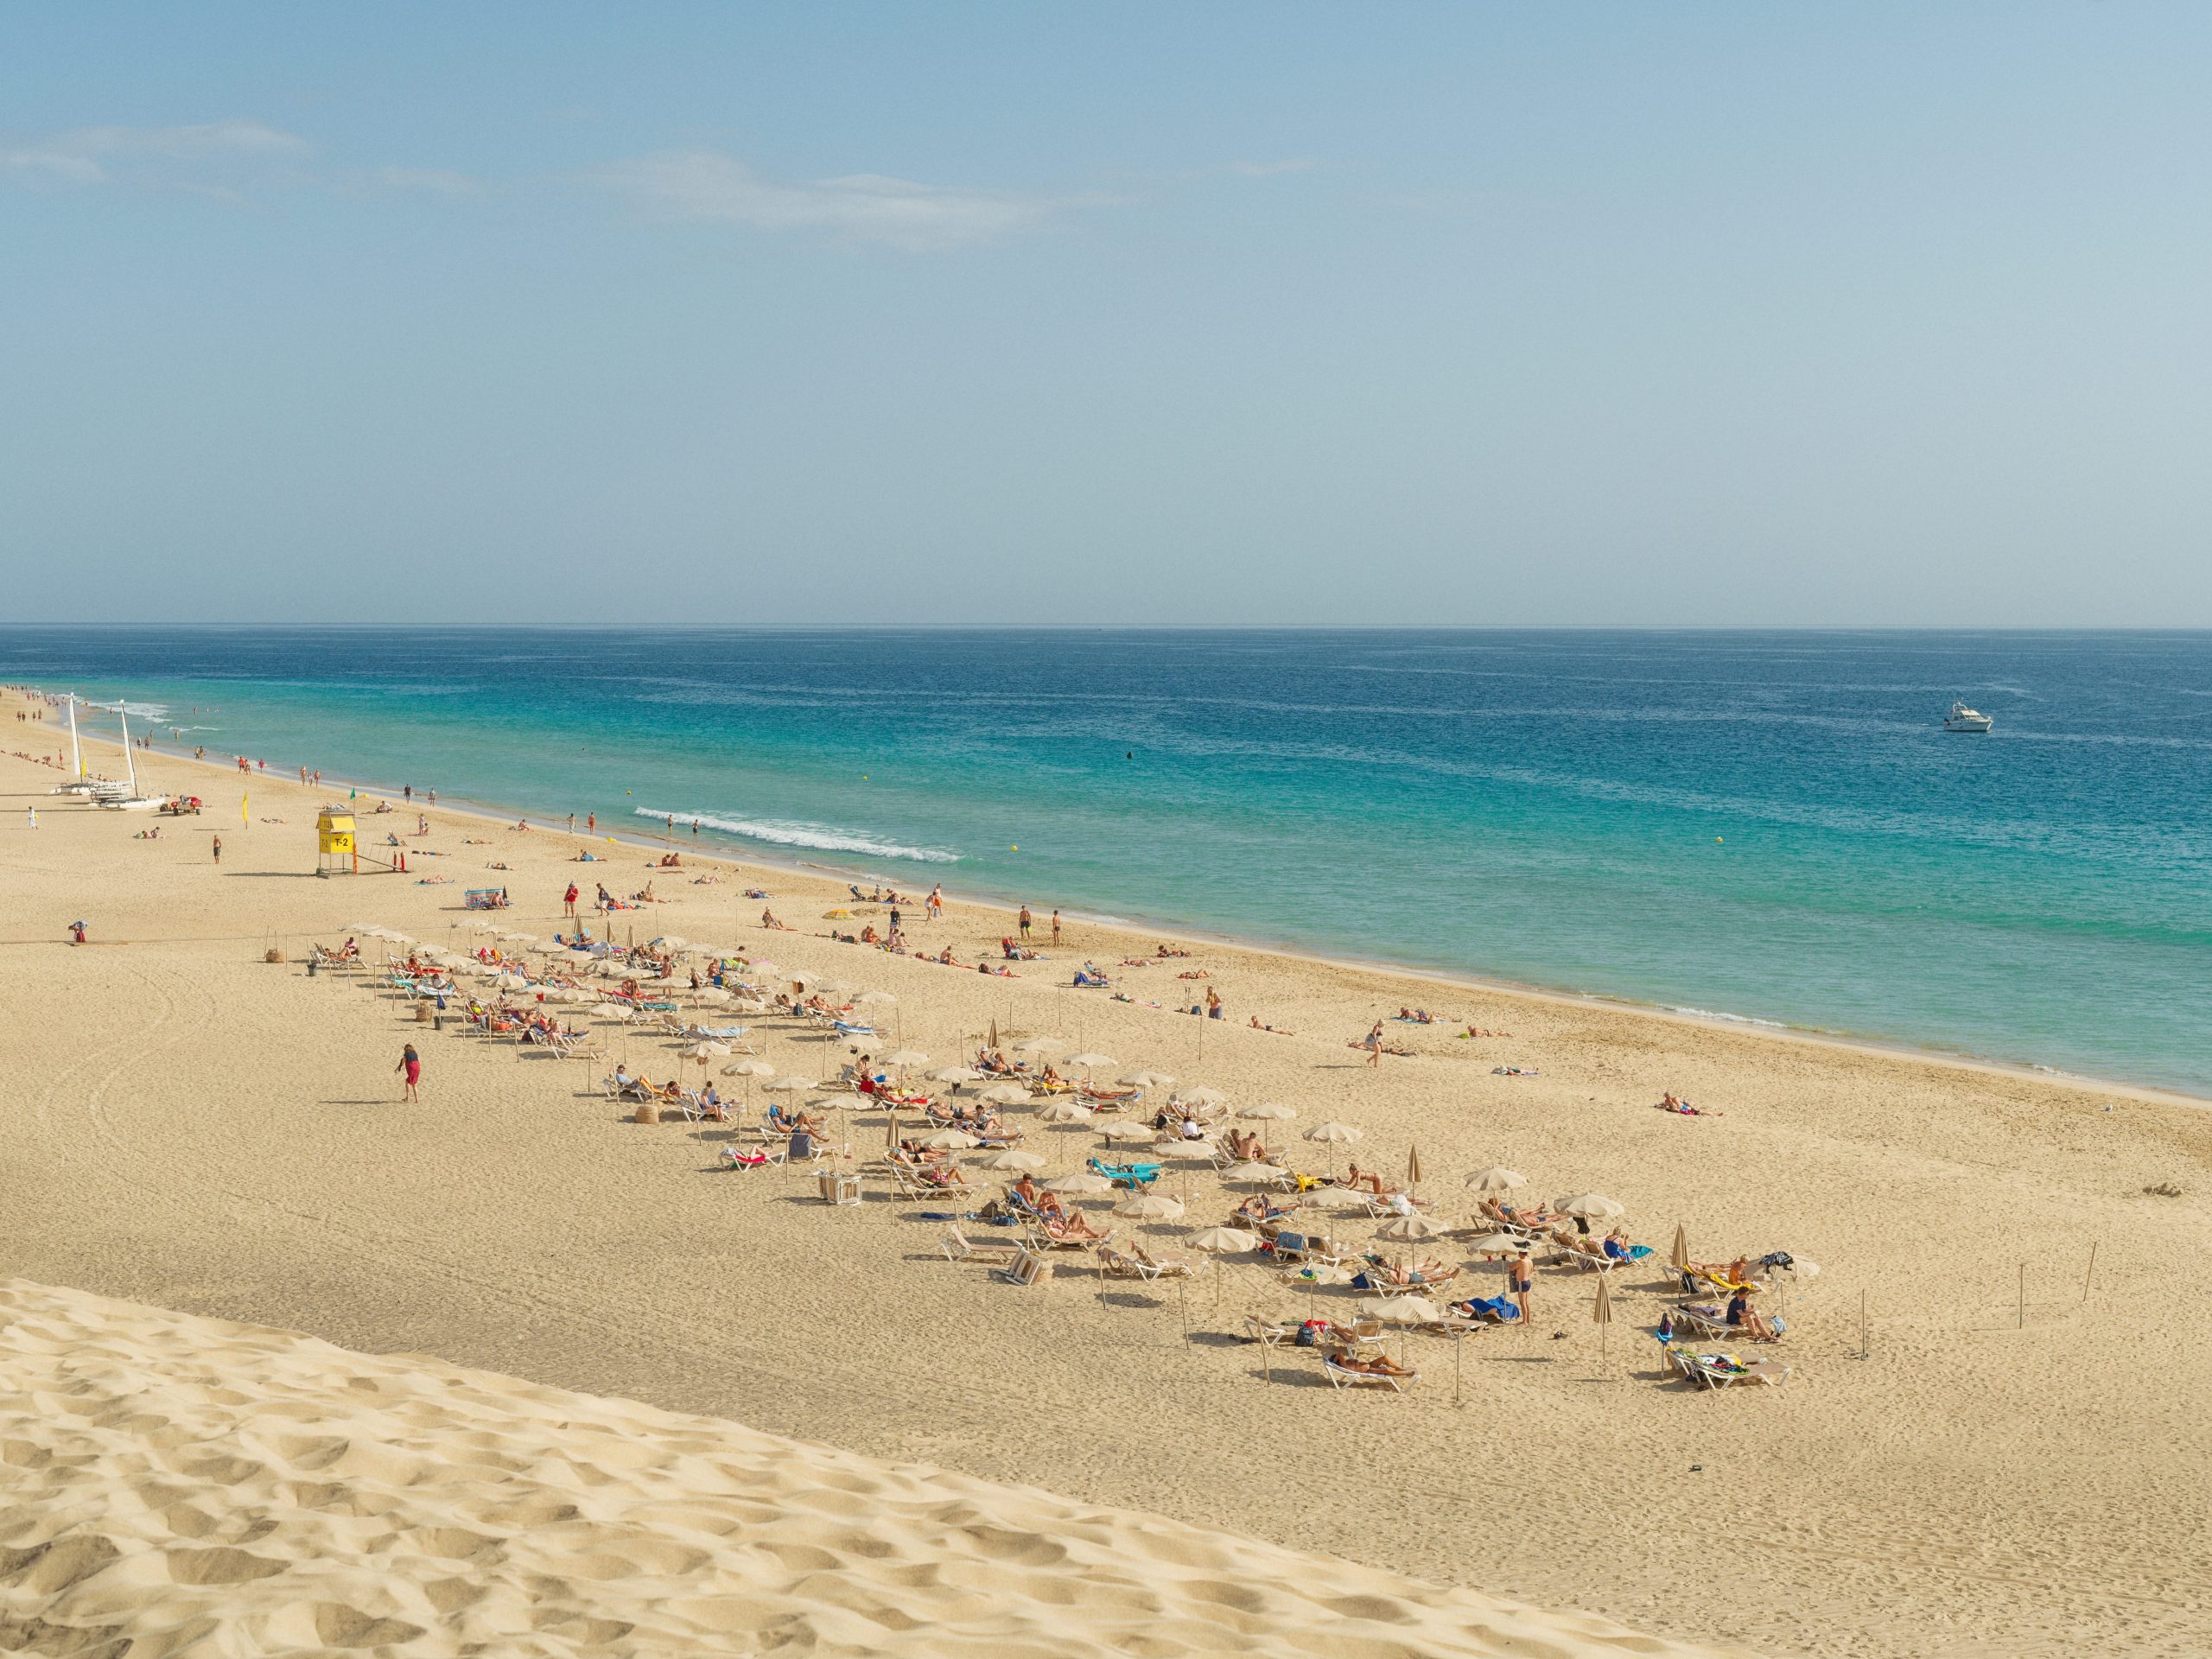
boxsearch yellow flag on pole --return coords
[241,792,249,824]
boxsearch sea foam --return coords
[633,807,958,864]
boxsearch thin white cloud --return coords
[582,149,1046,251]
[0,119,308,185]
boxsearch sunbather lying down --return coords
[1450,1294,1522,1323]
[1329,1350,1414,1377]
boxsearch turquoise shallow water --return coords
[6,627,2208,1096]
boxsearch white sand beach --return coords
[3,703,2209,1656]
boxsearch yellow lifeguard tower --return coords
[316,805,358,875]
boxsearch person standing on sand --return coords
[212,835,222,865]
[1509,1250,1533,1322]
[1052,909,1062,945]
[397,1043,422,1103]
[927,883,943,920]
[26,806,35,830]
[1364,1021,1384,1068]
[1019,906,1033,940]
[587,811,594,832]
[1205,985,1222,1020]
[563,882,580,918]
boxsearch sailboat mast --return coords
[67,696,82,779]
[119,703,137,796]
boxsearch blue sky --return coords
[5,4,2209,626]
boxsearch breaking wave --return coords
[633,807,958,864]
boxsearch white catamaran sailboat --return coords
[92,702,162,810]
[53,696,110,795]
[1942,701,1993,734]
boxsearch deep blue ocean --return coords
[6,628,2207,1096]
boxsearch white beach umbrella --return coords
[1304,1120,1363,1177]
[1037,1100,1096,1124]
[1098,1122,1158,1145]
[929,1065,983,1085]
[857,990,897,1006]
[979,1084,1033,1106]
[920,1128,979,1151]
[1554,1192,1626,1220]
[1013,1036,1067,1055]
[1114,1192,1185,1221]
[1045,1172,1116,1197]
[1065,1052,1115,1069]
[785,971,818,990]
[686,1040,732,1061]
[748,958,781,977]
[1176,1085,1229,1108]
[880,1048,931,1069]
[1188,1226,1257,1255]
[1359,1294,1445,1325]
[978,1148,1046,1172]
[1462,1232,1528,1255]
[1223,1160,1285,1183]
[695,986,734,1004]
[1240,1101,1297,1121]
[766,1076,818,1094]
[721,1059,775,1078]
[1313,1185,1382,1210]
[1377,1212,1453,1241]
[1465,1166,1528,1192]
[1120,1071,1175,1090]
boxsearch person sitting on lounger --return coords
[1041,1205,1104,1240]
[1225,1128,1269,1163]
[1234,1194,1294,1227]
[1727,1290,1777,1340]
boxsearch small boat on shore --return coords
[1942,702,1993,734]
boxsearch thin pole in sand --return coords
[2017,1262,2025,1330]
[1859,1289,1869,1360]
[1453,1332,1464,1408]
[2082,1240,2098,1305]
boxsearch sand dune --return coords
[0,1278,1744,1658]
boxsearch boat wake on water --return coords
[632,807,959,864]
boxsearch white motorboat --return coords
[1942,701,1993,734]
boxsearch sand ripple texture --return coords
[0,1280,1745,1659]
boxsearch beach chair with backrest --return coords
[1323,1353,1420,1394]
[1667,1348,1792,1390]
[942,1224,1016,1264]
